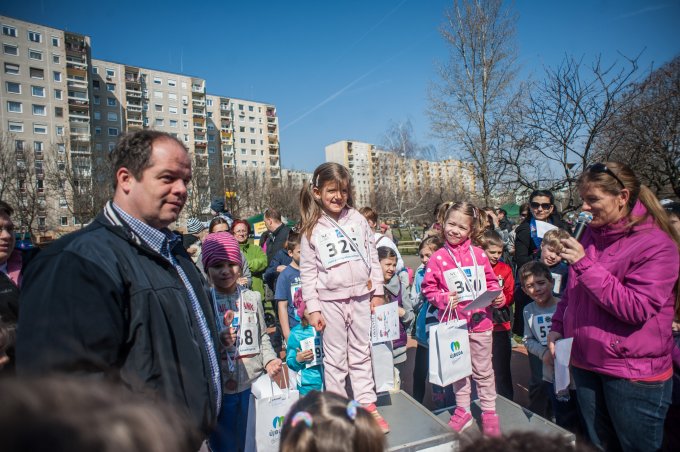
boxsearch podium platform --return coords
[377,391,457,451]
[378,392,574,451]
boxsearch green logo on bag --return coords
[450,341,461,352]
[272,416,285,428]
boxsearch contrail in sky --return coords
[612,4,670,20]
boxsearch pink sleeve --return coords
[421,256,451,310]
[300,232,321,313]
[365,219,384,296]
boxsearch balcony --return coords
[269,168,280,178]
[125,74,141,84]
[191,85,204,93]
[192,109,205,118]
[269,155,279,165]
[126,89,142,98]
[267,115,276,123]
[192,98,205,107]
[194,135,207,143]
[68,99,90,108]
[126,104,142,112]
[220,131,232,140]
[268,148,278,156]
[193,123,207,131]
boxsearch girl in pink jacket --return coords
[299,162,389,433]
[421,201,505,436]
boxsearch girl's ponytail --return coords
[299,180,322,240]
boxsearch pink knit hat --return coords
[201,231,243,270]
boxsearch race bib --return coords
[315,224,365,269]
[238,309,260,356]
[531,313,553,346]
[443,265,487,302]
[551,273,563,295]
[300,334,324,369]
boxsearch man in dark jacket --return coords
[16,131,222,447]
[263,207,290,263]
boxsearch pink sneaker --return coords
[364,403,390,434]
[481,410,501,437]
[448,406,473,433]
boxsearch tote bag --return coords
[428,305,472,387]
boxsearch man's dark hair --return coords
[0,200,14,217]
[109,130,187,188]
[264,207,282,222]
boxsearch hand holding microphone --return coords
[560,211,592,265]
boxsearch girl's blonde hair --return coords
[444,201,486,246]
[280,391,384,452]
[578,161,680,316]
[299,163,354,239]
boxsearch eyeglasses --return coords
[587,163,625,189]
[530,202,552,210]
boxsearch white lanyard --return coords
[211,286,246,372]
[444,244,481,301]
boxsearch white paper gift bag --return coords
[428,306,472,387]
[371,341,396,393]
[245,374,299,452]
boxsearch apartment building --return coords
[281,168,313,191]
[325,140,476,207]
[1,16,93,235]
[325,140,376,207]
[1,15,286,236]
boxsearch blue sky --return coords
[2,1,679,172]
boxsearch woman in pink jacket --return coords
[299,162,389,433]
[548,162,680,451]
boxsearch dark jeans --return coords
[413,344,444,404]
[573,366,672,452]
[492,330,514,400]
[528,353,551,418]
[542,381,582,433]
[209,389,251,452]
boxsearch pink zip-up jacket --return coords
[421,238,502,333]
[552,201,679,379]
[300,207,384,313]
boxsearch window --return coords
[240,126,245,132]
[108,142,115,151]
[7,101,22,113]
[3,44,18,55]
[58,143,65,153]
[241,149,246,155]
[248,116,255,122]
[153,77,162,85]
[154,104,163,112]
[53,71,61,82]
[106,68,115,78]
[240,138,246,144]
[61,217,68,227]
[4,63,19,75]
[2,25,17,37]
[31,85,45,97]
[183,120,188,128]
[95,143,102,151]
[6,81,20,94]
[29,67,44,79]
[38,217,46,227]
[251,161,258,167]
[183,134,189,142]
[208,124,215,131]
[34,124,47,134]
[169,119,178,128]
[93,111,101,120]
[8,121,23,132]
[241,160,247,165]
[182,107,187,115]
[53,88,61,100]
[181,81,187,89]
[181,95,188,104]
[208,134,215,142]
[209,146,215,154]
[95,127,101,135]
[154,91,163,99]
[168,79,176,87]
[206,99,213,107]
[249,127,255,133]
[59,197,67,208]
[107,112,117,121]
[250,139,256,145]
[28,49,43,60]
[155,118,164,127]
[238,104,244,110]
[52,54,60,64]
[51,36,60,46]
[92,66,98,74]
[56,125,64,136]
[169,106,178,114]
[93,80,100,90]
[33,104,46,116]
[168,93,177,101]
[28,31,41,42]
[108,127,118,136]
[248,105,254,112]
[106,83,115,92]
[93,95,100,105]
[250,149,256,156]
[54,107,63,117]
[107,97,116,106]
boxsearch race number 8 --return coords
[243,330,254,345]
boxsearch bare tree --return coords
[185,152,213,218]
[428,0,518,205]
[381,119,438,160]
[597,56,680,198]
[510,54,643,210]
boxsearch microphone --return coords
[572,211,593,241]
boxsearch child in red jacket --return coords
[481,230,515,401]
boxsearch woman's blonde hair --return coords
[578,161,680,316]
[443,201,486,246]
[299,163,354,239]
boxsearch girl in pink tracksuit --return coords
[421,201,505,436]
[299,162,389,433]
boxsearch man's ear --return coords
[116,167,134,194]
